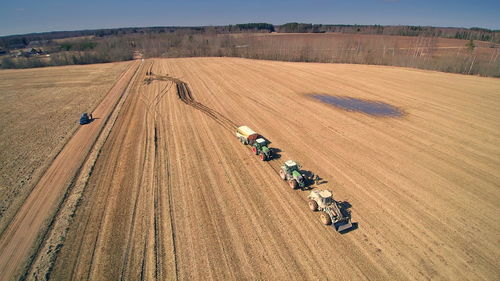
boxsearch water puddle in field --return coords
[309,94,403,117]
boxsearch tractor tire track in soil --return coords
[164,74,312,197]
[173,77,238,131]
[165,75,309,198]
[49,60,178,281]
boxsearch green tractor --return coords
[236,126,272,161]
[252,138,272,161]
[280,160,306,189]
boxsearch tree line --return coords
[277,23,500,42]
[1,23,499,50]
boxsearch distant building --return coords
[29,48,43,55]
[10,48,43,58]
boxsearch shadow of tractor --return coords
[269,147,282,160]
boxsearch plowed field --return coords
[2,57,499,280]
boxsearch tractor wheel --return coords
[288,179,298,189]
[308,200,318,212]
[260,153,266,161]
[320,212,332,225]
[279,170,286,180]
[252,147,257,155]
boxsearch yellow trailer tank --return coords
[236,126,261,145]
[236,126,257,138]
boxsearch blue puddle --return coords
[309,94,403,117]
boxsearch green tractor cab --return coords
[252,138,272,161]
[279,160,306,189]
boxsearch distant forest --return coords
[1,23,499,50]
[1,23,499,76]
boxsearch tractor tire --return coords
[279,170,286,180]
[252,147,257,155]
[308,200,318,212]
[260,153,266,161]
[288,179,298,189]
[321,212,332,225]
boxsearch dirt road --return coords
[44,58,500,280]
[0,62,128,236]
[0,61,140,280]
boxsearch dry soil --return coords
[44,58,500,280]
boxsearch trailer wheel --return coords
[279,170,286,180]
[320,212,332,225]
[288,179,298,189]
[308,200,318,211]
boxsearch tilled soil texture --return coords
[0,62,130,236]
[52,58,499,280]
[0,61,140,280]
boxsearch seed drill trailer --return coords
[236,126,272,161]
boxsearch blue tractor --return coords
[79,113,93,125]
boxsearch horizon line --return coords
[1,22,499,38]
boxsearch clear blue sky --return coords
[0,0,499,36]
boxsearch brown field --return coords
[248,31,496,47]
[0,62,129,235]
[260,32,498,55]
[1,57,499,280]
[198,32,500,76]
[218,33,500,76]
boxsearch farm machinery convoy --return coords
[160,74,353,231]
[236,125,353,232]
[161,75,352,231]
[159,76,353,231]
